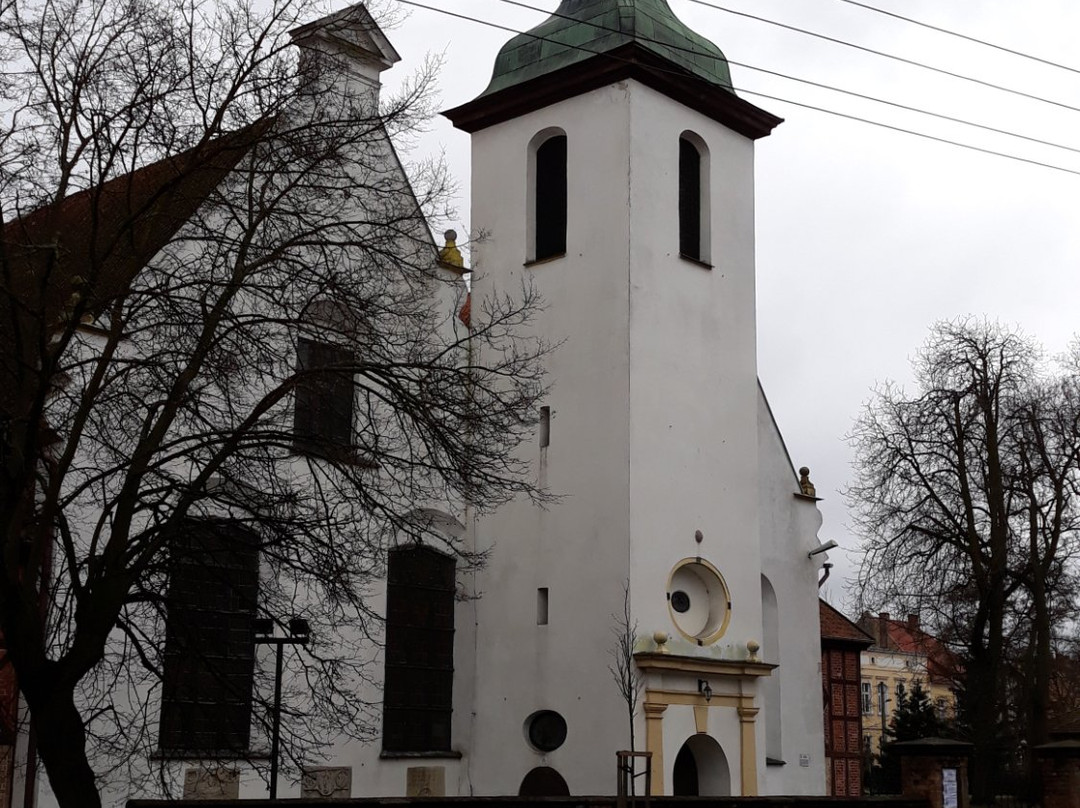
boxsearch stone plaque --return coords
[301,766,352,799]
[406,766,446,797]
[182,767,239,800]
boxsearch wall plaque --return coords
[406,766,446,797]
[182,767,239,800]
[301,766,353,799]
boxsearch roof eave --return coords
[444,42,781,139]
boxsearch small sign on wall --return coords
[942,768,958,808]
[798,754,810,768]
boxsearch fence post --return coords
[892,737,973,808]
[1033,740,1080,808]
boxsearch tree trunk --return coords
[20,668,101,808]
[1030,567,1051,746]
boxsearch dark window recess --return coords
[535,136,567,260]
[382,547,456,753]
[679,137,702,260]
[159,523,259,754]
[670,590,691,613]
[539,406,551,448]
[526,710,567,752]
[293,338,354,455]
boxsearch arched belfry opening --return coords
[678,132,710,263]
[672,735,731,796]
[530,130,567,261]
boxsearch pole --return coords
[269,641,283,800]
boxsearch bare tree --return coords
[0,1,548,806]
[847,318,1080,799]
[609,581,642,792]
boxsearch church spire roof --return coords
[480,0,733,97]
[444,0,781,137]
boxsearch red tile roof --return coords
[1,121,269,417]
[858,612,959,685]
[819,600,874,646]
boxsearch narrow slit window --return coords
[539,406,550,448]
[679,136,702,260]
[535,135,567,260]
[537,588,549,625]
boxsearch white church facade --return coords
[430,0,830,797]
[313,0,831,800]
[11,2,834,805]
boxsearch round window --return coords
[670,590,691,613]
[525,710,567,753]
[666,558,731,644]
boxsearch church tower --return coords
[446,0,826,798]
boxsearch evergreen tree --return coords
[871,680,951,793]
[888,679,949,742]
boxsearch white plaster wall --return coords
[757,387,828,795]
[623,83,765,793]
[464,81,637,796]
[459,77,817,798]
[624,82,762,662]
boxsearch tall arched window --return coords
[382,545,456,753]
[679,133,710,263]
[531,131,567,261]
[159,522,259,753]
[760,575,782,761]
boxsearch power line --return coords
[396,0,1080,177]
[835,0,1080,77]
[684,0,1080,115]
[495,0,1080,157]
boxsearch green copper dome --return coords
[480,0,733,97]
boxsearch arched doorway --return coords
[518,766,570,796]
[672,735,731,796]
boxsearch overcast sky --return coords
[379,0,1080,611]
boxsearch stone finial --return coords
[438,229,465,270]
[746,639,761,663]
[653,631,670,654]
[798,466,816,497]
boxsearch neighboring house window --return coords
[159,523,259,753]
[533,134,567,261]
[679,136,702,260]
[382,546,456,753]
[861,682,872,714]
[936,698,947,719]
[877,682,888,719]
[293,337,354,455]
[896,680,906,703]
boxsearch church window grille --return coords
[293,337,354,456]
[159,522,259,754]
[534,135,567,261]
[382,546,456,753]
